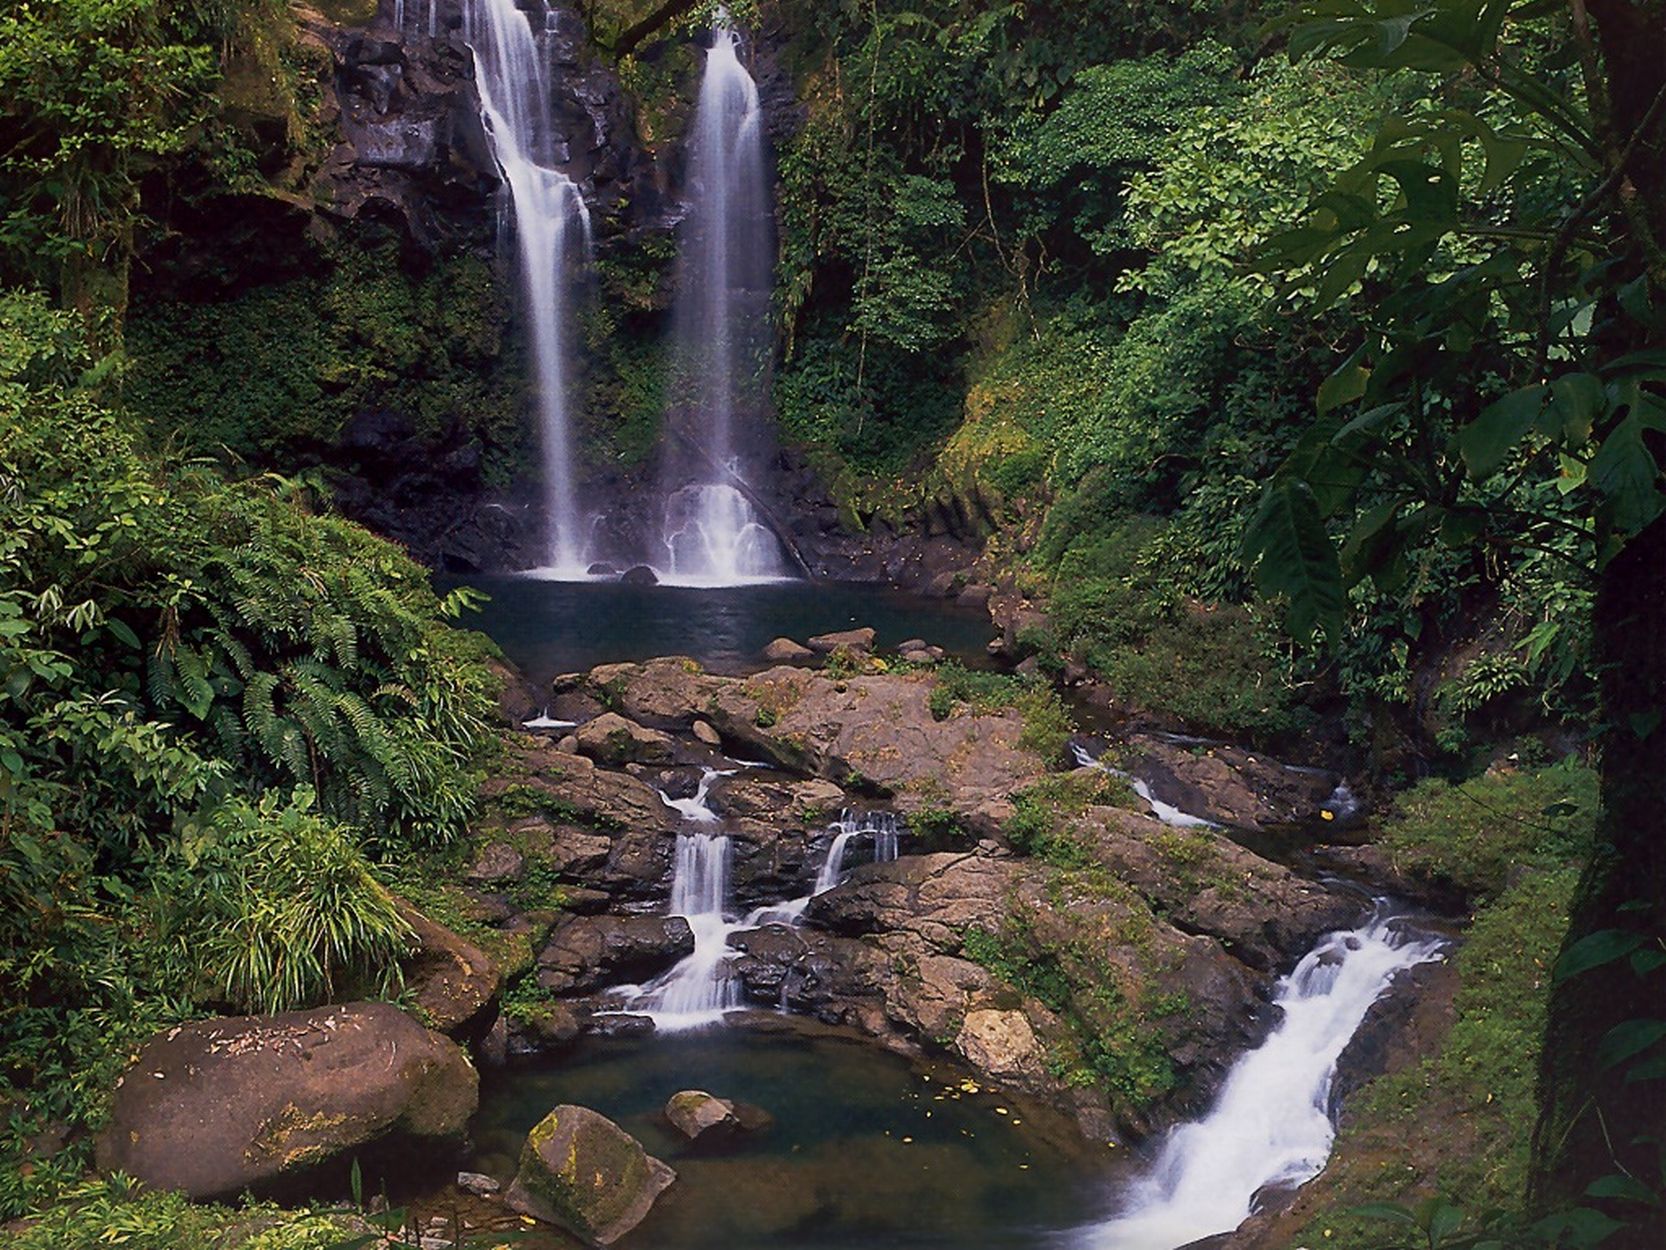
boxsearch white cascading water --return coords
[461,0,590,572]
[1071,742,1216,829]
[661,483,787,585]
[658,766,733,824]
[1080,910,1446,1250]
[618,784,905,1029]
[657,13,787,585]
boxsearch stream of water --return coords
[658,13,786,582]
[614,776,904,1031]
[1074,910,1447,1248]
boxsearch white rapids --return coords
[1077,908,1446,1249]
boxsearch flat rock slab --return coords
[95,1002,477,1200]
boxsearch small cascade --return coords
[611,803,908,1025]
[661,484,788,585]
[658,767,733,824]
[1323,780,1362,823]
[1079,909,1447,1250]
[1071,742,1216,829]
[813,827,860,895]
[623,832,744,1031]
[461,0,591,572]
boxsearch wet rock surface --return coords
[456,655,1405,1145]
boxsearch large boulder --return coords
[95,1003,477,1200]
[573,712,676,766]
[398,900,502,1041]
[505,1105,676,1245]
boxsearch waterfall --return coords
[661,483,787,585]
[814,828,860,895]
[625,833,744,1030]
[462,0,590,572]
[1071,742,1216,830]
[658,766,733,824]
[1078,909,1446,1249]
[658,12,787,585]
[612,805,907,1023]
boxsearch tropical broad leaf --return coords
[1554,929,1645,983]
[1459,385,1546,477]
[1244,479,1344,645]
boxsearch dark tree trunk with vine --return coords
[1531,5,1666,1239]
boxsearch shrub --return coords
[1381,758,1597,899]
[168,789,414,1015]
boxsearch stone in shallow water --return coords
[506,1104,676,1245]
[621,564,659,586]
[762,636,814,662]
[664,1089,740,1142]
[586,562,618,576]
[808,626,875,653]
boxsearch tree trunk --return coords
[1531,515,1666,1241]
[1529,7,1666,1237]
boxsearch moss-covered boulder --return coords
[505,1104,676,1245]
[95,1002,477,1199]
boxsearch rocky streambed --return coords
[92,637,1447,1248]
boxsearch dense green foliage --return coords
[0,291,499,1215]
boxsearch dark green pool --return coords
[466,1027,1117,1249]
[444,576,998,685]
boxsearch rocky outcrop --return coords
[397,899,502,1040]
[1124,734,1341,832]
[1062,801,1358,970]
[506,1104,676,1245]
[459,657,1375,1145]
[536,915,695,994]
[95,1003,477,1199]
[573,711,677,765]
[567,660,1044,827]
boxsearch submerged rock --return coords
[505,1104,676,1245]
[95,1003,476,1200]
[664,1089,740,1142]
[586,562,619,576]
[621,565,659,586]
